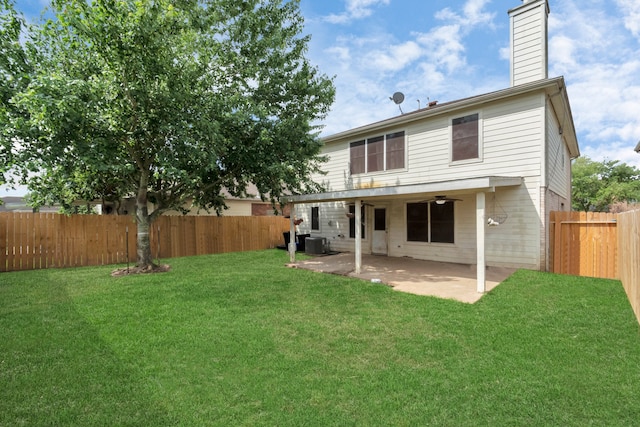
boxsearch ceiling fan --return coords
[346,201,374,207]
[421,195,462,205]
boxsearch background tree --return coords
[572,156,640,212]
[2,0,335,270]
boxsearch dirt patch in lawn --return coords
[111,264,171,277]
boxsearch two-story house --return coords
[287,0,579,292]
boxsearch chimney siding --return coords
[509,0,549,87]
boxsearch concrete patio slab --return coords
[287,252,516,304]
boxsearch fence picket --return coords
[550,211,618,279]
[0,212,288,273]
[618,210,640,325]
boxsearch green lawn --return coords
[1,250,639,426]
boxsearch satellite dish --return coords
[390,92,405,105]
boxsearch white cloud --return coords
[415,25,466,74]
[313,0,502,136]
[325,46,351,63]
[616,0,640,38]
[435,0,494,27]
[324,0,390,24]
[548,35,577,70]
[369,41,422,72]
[548,1,640,168]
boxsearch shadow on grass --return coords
[0,272,177,426]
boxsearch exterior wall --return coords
[316,92,546,193]
[161,200,254,216]
[509,0,548,86]
[105,198,268,216]
[301,91,555,270]
[546,102,571,198]
[295,181,544,270]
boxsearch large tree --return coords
[572,156,640,212]
[0,0,30,199]
[2,0,334,269]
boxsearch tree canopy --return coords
[0,0,30,198]
[572,156,640,212]
[1,0,335,268]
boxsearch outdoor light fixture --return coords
[422,195,462,204]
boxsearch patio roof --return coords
[285,177,523,297]
[285,176,523,204]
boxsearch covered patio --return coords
[288,252,516,304]
[285,176,523,295]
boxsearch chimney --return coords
[509,0,550,86]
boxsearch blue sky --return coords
[298,0,640,168]
[4,0,640,196]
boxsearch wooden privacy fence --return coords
[617,210,640,325]
[0,212,290,272]
[549,211,618,279]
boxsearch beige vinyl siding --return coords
[387,197,477,264]
[481,94,544,178]
[316,141,351,192]
[315,93,546,192]
[485,183,542,269]
[160,200,253,216]
[293,202,370,253]
[405,119,449,184]
[511,6,547,85]
[386,186,541,269]
[295,182,543,269]
[546,104,570,198]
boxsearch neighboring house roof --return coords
[322,77,580,160]
[0,197,59,212]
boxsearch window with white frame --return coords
[350,131,405,175]
[311,206,319,231]
[406,202,454,243]
[451,113,479,162]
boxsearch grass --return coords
[1,249,639,426]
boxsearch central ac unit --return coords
[305,237,326,255]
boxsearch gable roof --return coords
[322,76,579,159]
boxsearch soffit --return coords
[286,176,523,204]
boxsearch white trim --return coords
[349,130,407,176]
[286,176,522,203]
[449,111,483,165]
[476,192,486,293]
[322,78,565,144]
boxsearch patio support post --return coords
[289,207,296,263]
[476,192,486,293]
[355,199,362,274]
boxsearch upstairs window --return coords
[349,140,366,175]
[386,131,405,170]
[350,131,405,174]
[451,113,479,162]
[367,136,384,172]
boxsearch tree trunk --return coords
[136,172,155,268]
